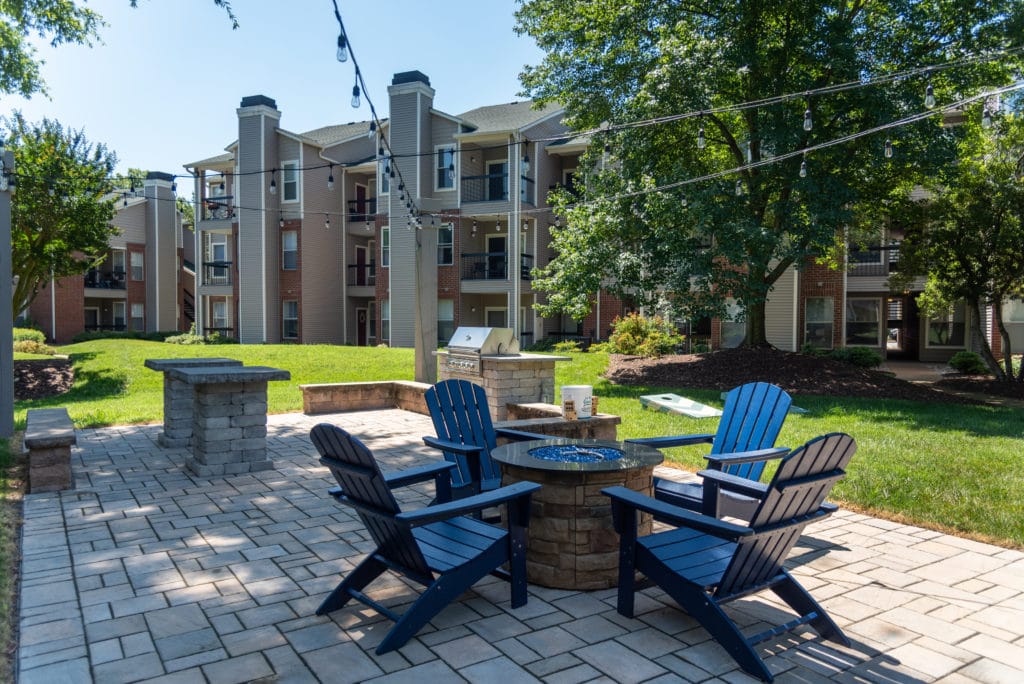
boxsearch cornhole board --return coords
[716,391,809,414]
[640,393,722,418]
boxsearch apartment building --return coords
[184,73,624,349]
[27,172,193,344]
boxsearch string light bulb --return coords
[735,179,744,196]
[522,220,528,231]
[351,83,361,109]
[336,33,348,62]
[799,156,808,178]
[884,139,893,158]
[924,83,936,109]
[324,213,331,229]
[447,160,454,181]
[981,106,993,129]
[365,219,371,231]
[171,180,177,193]
[471,220,477,236]
[367,120,376,139]
[681,194,687,208]
[522,151,530,173]
[496,220,502,232]
[328,165,335,190]
[697,122,706,149]
[803,107,813,131]
[269,169,277,195]
[219,179,225,192]
[279,215,284,228]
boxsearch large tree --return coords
[895,110,1024,382]
[1,1,236,98]
[6,114,119,318]
[516,0,1024,346]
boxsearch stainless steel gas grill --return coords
[443,327,520,376]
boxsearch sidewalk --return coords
[17,410,1024,682]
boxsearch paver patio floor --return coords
[17,410,1024,683]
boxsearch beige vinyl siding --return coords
[765,265,798,351]
[112,203,147,246]
[299,142,344,343]
[145,182,180,331]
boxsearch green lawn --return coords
[14,340,1024,547]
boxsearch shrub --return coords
[13,327,46,344]
[553,340,582,353]
[800,342,829,357]
[205,331,238,345]
[524,337,559,352]
[608,313,685,358]
[826,347,882,368]
[13,340,55,355]
[70,329,181,343]
[165,323,206,345]
[948,351,988,375]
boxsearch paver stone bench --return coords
[24,408,76,493]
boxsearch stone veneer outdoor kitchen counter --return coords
[167,365,290,477]
[144,358,244,448]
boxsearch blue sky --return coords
[5,1,544,182]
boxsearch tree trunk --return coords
[969,300,1005,381]
[745,299,769,347]
[992,301,1017,381]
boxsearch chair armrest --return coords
[705,446,789,468]
[697,469,770,499]
[422,435,486,456]
[625,434,715,449]
[602,486,752,540]
[327,462,456,499]
[398,481,542,526]
[495,427,549,442]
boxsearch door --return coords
[356,308,367,346]
[486,308,507,327]
[355,183,367,220]
[355,246,368,286]
[487,234,507,279]
[84,307,99,330]
[487,161,508,201]
[885,295,919,360]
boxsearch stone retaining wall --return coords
[301,381,431,415]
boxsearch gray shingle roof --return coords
[458,100,562,134]
[184,151,234,169]
[302,120,382,147]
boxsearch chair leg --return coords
[375,555,497,654]
[317,554,387,616]
[771,571,850,646]
[655,574,774,682]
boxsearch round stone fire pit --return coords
[492,438,664,590]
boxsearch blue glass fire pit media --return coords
[529,444,624,464]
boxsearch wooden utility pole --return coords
[1,149,15,437]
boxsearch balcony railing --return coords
[202,261,232,286]
[849,243,901,277]
[460,174,536,204]
[347,198,377,222]
[202,196,234,221]
[84,270,126,290]
[346,264,376,287]
[460,252,534,281]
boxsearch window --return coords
[437,223,453,265]
[487,161,508,201]
[435,147,455,190]
[381,227,390,267]
[368,303,377,343]
[846,298,881,346]
[111,249,126,278]
[130,251,144,281]
[381,299,390,344]
[113,301,126,330]
[282,161,299,202]
[927,302,966,347]
[804,297,834,349]
[131,302,144,331]
[721,298,745,348]
[1005,299,1024,322]
[379,158,390,194]
[438,299,455,345]
[283,301,298,339]
[282,230,297,270]
[207,234,228,283]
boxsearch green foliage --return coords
[13,339,54,355]
[205,331,238,345]
[608,313,684,357]
[516,0,1024,345]
[523,337,559,352]
[842,347,883,368]
[70,329,179,343]
[4,113,119,318]
[949,351,989,375]
[164,331,206,345]
[553,340,582,353]
[801,342,829,357]
[13,327,44,344]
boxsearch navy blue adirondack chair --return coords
[423,379,547,498]
[604,432,856,682]
[628,382,792,518]
[310,424,540,654]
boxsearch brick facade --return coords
[279,218,302,342]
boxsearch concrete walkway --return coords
[17,411,1024,683]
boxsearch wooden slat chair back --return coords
[311,423,432,582]
[425,379,501,491]
[309,423,540,654]
[604,432,856,682]
[712,382,792,481]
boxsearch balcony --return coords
[202,196,234,221]
[346,264,376,287]
[202,261,232,286]
[347,198,377,223]
[460,174,536,204]
[84,270,126,290]
[849,243,901,277]
[460,252,534,281]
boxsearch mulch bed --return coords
[606,347,983,404]
[936,376,1024,400]
[13,359,74,401]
